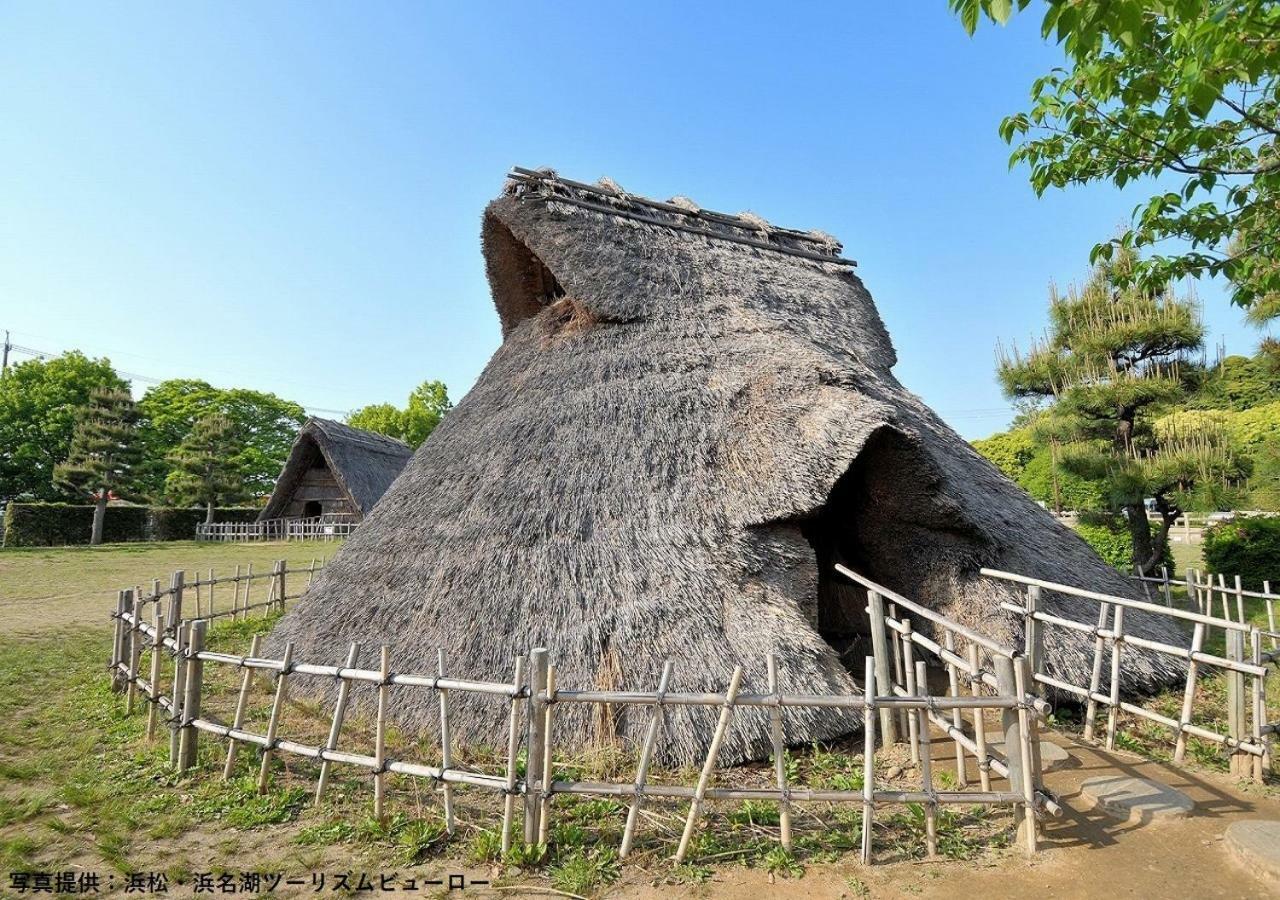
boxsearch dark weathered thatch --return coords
[269,168,1185,766]
[258,418,412,521]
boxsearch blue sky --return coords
[0,2,1269,438]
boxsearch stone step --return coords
[1080,775,1194,823]
[1224,820,1280,883]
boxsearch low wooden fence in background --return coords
[195,517,357,543]
[986,568,1277,781]
[108,566,1052,865]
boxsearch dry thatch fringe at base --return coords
[267,168,1187,767]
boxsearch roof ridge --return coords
[504,167,856,267]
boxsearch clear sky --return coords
[0,2,1269,438]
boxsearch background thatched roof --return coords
[268,171,1184,766]
[259,418,412,520]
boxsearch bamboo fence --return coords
[196,517,357,542]
[108,564,1053,865]
[984,568,1278,781]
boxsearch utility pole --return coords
[1,330,9,376]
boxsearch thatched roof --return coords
[268,168,1185,766]
[258,418,412,521]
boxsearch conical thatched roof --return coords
[258,418,412,521]
[268,168,1184,766]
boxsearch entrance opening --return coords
[799,427,986,669]
[303,500,323,519]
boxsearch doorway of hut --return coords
[303,500,322,519]
[800,426,963,677]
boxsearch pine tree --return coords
[165,414,247,523]
[53,387,141,544]
[998,249,1248,574]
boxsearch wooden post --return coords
[146,611,166,740]
[1226,629,1246,777]
[225,635,264,781]
[110,592,126,691]
[994,657,1025,826]
[1013,657,1039,854]
[889,603,907,736]
[1083,603,1110,743]
[500,656,526,856]
[170,570,184,636]
[125,590,142,713]
[257,642,294,792]
[1105,605,1126,751]
[860,656,877,866]
[242,562,253,621]
[913,661,937,858]
[373,646,390,822]
[866,590,898,744]
[902,621,920,765]
[1219,574,1230,622]
[232,564,242,621]
[766,654,793,851]
[1184,571,1197,613]
[1265,580,1276,650]
[193,576,202,619]
[967,643,991,792]
[168,613,188,767]
[314,642,360,801]
[537,664,557,847]
[943,631,966,786]
[674,666,744,865]
[1250,629,1265,783]
[207,569,213,617]
[1172,622,1205,763]
[525,648,549,846]
[276,560,287,612]
[307,557,317,588]
[620,661,673,859]
[1161,565,1172,608]
[178,620,207,772]
[1023,586,1044,695]
[1235,575,1246,625]
[436,649,455,832]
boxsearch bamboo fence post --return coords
[1250,629,1264,783]
[866,590,898,744]
[168,610,188,767]
[242,562,254,621]
[619,660,674,859]
[674,666,744,865]
[1265,580,1276,650]
[1161,565,1172,607]
[860,656,877,866]
[207,569,213,617]
[225,635,265,781]
[1235,575,1246,625]
[314,642,360,801]
[913,660,937,858]
[276,560,286,613]
[500,656,527,856]
[1082,603,1110,743]
[943,631,966,786]
[1105,604,1126,751]
[1024,586,1044,691]
[766,653,793,851]
[1012,658,1039,855]
[374,646,391,823]
[537,664,557,847]
[1183,570,1195,612]
[1219,574,1230,622]
[1226,629,1246,777]
[967,643,991,792]
[902,621,920,765]
[257,642,295,792]
[232,564,241,621]
[194,576,202,619]
[110,592,126,691]
[889,603,908,736]
[125,590,142,714]
[994,657,1026,826]
[525,648,549,846]
[307,558,317,588]
[178,620,207,771]
[146,611,167,740]
[1173,622,1205,763]
[436,648,455,832]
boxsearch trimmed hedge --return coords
[151,507,258,542]
[1075,516,1174,574]
[1203,516,1280,590]
[2,503,262,547]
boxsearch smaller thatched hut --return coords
[258,418,411,522]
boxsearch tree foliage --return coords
[347,380,451,448]
[52,388,141,544]
[954,0,1280,323]
[164,414,248,521]
[0,352,128,502]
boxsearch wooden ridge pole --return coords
[619,660,674,859]
[766,653,793,851]
[258,642,294,792]
[225,635,264,780]
[674,666,744,864]
[436,649,455,832]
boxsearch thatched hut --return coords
[258,418,411,522]
[269,168,1183,765]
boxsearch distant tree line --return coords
[0,350,448,543]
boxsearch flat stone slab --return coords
[1080,775,1193,823]
[989,738,1072,772]
[1224,820,1280,882]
